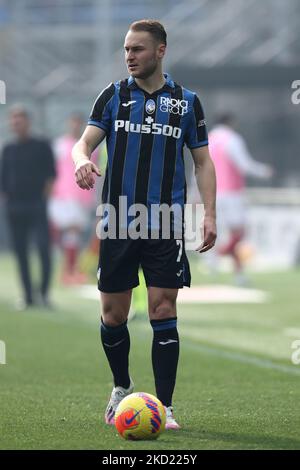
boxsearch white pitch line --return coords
[132,322,300,377]
[177,285,269,304]
[78,284,270,304]
[181,341,300,377]
[284,328,300,338]
[78,285,99,300]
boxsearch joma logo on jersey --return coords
[160,97,188,116]
[114,120,182,139]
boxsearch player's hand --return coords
[75,158,101,190]
[196,215,217,253]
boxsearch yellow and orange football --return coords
[115,392,166,440]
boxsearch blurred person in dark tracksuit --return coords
[0,106,56,309]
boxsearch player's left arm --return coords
[190,145,217,253]
[185,93,216,253]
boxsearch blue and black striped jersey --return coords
[88,73,208,229]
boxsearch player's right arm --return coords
[72,82,115,190]
[72,125,105,190]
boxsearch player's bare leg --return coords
[100,290,134,424]
[148,287,181,429]
[101,290,132,326]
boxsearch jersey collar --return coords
[127,73,175,93]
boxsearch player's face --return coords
[124,30,165,79]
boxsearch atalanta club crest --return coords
[145,99,156,114]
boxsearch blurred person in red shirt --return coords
[208,113,273,284]
[49,113,97,284]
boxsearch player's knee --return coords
[149,299,176,320]
[101,302,128,326]
[101,311,126,327]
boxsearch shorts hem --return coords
[146,279,191,289]
[98,281,139,293]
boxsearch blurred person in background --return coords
[208,113,273,285]
[0,105,56,309]
[49,113,97,285]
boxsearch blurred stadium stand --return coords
[0,0,300,258]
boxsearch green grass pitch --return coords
[0,253,300,450]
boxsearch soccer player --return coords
[72,19,217,429]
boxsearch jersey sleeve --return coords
[185,94,209,149]
[88,83,115,133]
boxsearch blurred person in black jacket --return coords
[0,106,56,309]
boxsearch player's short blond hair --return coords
[129,19,167,45]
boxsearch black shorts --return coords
[97,238,191,293]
